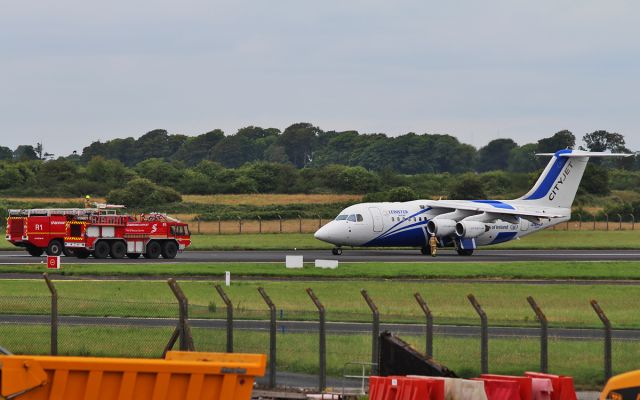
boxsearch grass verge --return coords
[0,323,627,388]
[2,278,640,328]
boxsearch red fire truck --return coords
[5,206,191,259]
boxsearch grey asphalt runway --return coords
[2,314,636,341]
[0,249,639,264]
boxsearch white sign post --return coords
[225,271,231,286]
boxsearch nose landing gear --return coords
[331,247,342,255]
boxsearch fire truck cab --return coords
[5,206,191,259]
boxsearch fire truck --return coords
[5,205,191,259]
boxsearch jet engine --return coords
[426,219,457,236]
[455,221,489,238]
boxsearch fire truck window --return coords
[184,226,190,235]
[70,224,81,238]
[170,226,176,235]
[177,226,185,235]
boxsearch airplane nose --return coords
[314,224,331,242]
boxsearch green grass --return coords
[189,230,640,250]
[2,278,639,328]
[3,230,640,251]
[0,324,630,388]
[5,260,640,281]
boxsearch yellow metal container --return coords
[600,370,640,400]
[0,351,266,400]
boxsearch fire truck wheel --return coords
[27,247,44,257]
[63,248,75,257]
[144,241,161,259]
[75,249,90,259]
[46,240,64,256]
[127,253,141,259]
[161,241,178,259]
[93,241,111,259]
[110,241,127,259]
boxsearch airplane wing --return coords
[421,200,565,223]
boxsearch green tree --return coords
[387,186,417,202]
[447,174,486,199]
[579,164,610,196]
[13,145,38,161]
[0,146,13,161]
[507,143,538,172]
[582,130,629,153]
[537,130,575,153]
[335,166,381,193]
[107,178,181,207]
[135,158,184,187]
[278,123,322,168]
[476,139,518,172]
[211,135,261,168]
[172,130,224,166]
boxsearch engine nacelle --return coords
[426,219,457,236]
[455,221,489,238]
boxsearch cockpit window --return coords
[357,214,363,222]
[335,215,348,221]
[347,214,357,222]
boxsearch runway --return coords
[0,249,639,264]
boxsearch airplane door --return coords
[369,207,383,232]
[520,219,529,231]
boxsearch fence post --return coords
[166,278,195,352]
[361,290,380,373]
[565,220,569,230]
[467,294,488,374]
[218,216,221,234]
[43,273,58,356]
[631,214,635,231]
[306,288,326,392]
[258,287,277,388]
[278,215,282,233]
[526,296,548,373]
[298,214,303,233]
[593,214,597,230]
[617,214,622,231]
[215,285,234,353]
[238,217,242,234]
[591,300,612,381]
[605,214,609,231]
[578,213,582,230]
[414,292,433,358]
[317,214,322,229]
[258,216,262,233]
[196,216,201,234]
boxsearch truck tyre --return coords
[93,241,110,259]
[127,253,141,259]
[161,241,178,259]
[63,248,75,257]
[27,247,44,257]
[110,241,126,259]
[144,241,161,259]
[75,249,90,259]
[46,240,63,256]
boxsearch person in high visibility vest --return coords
[428,234,439,257]
[84,195,91,208]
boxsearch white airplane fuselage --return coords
[314,200,569,249]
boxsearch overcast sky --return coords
[2,0,639,157]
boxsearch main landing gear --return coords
[331,247,342,255]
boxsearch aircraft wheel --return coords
[456,249,474,256]
[331,247,342,256]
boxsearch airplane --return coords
[314,149,630,256]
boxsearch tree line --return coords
[0,124,638,207]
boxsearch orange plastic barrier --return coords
[0,351,266,400]
[369,376,445,400]
[474,378,522,400]
[525,372,577,400]
[481,374,532,400]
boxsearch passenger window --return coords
[391,217,395,222]
[347,215,357,222]
[356,214,363,222]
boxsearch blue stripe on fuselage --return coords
[374,207,431,240]
[365,227,427,247]
[491,231,518,244]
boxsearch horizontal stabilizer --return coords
[536,151,633,158]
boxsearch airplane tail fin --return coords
[517,149,631,208]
